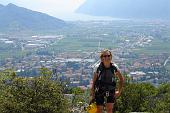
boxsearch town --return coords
[0,20,170,89]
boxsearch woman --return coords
[90,49,124,113]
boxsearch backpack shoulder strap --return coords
[110,63,118,75]
[95,62,104,81]
[96,63,103,73]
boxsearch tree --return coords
[0,69,69,113]
[117,83,157,113]
[71,87,85,104]
[154,83,170,113]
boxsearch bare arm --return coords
[115,70,124,95]
[90,72,98,97]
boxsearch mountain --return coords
[0,4,4,10]
[76,0,170,19]
[0,4,3,6]
[0,3,66,32]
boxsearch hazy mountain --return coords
[76,0,170,19]
[0,3,66,32]
[0,4,3,9]
[0,4,3,7]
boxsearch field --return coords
[134,38,170,55]
[48,36,119,52]
[0,20,170,57]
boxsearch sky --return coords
[0,0,114,20]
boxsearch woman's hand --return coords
[115,90,121,98]
[90,89,95,97]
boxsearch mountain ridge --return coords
[0,3,66,33]
[76,0,170,19]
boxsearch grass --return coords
[0,50,28,60]
[49,36,119,52]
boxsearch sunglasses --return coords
[103,55,111,58]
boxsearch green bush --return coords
[0,69,69,113]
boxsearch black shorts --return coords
[95,89,115,105]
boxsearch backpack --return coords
[94,62,117,93]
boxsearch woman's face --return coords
[102,51,112,63]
